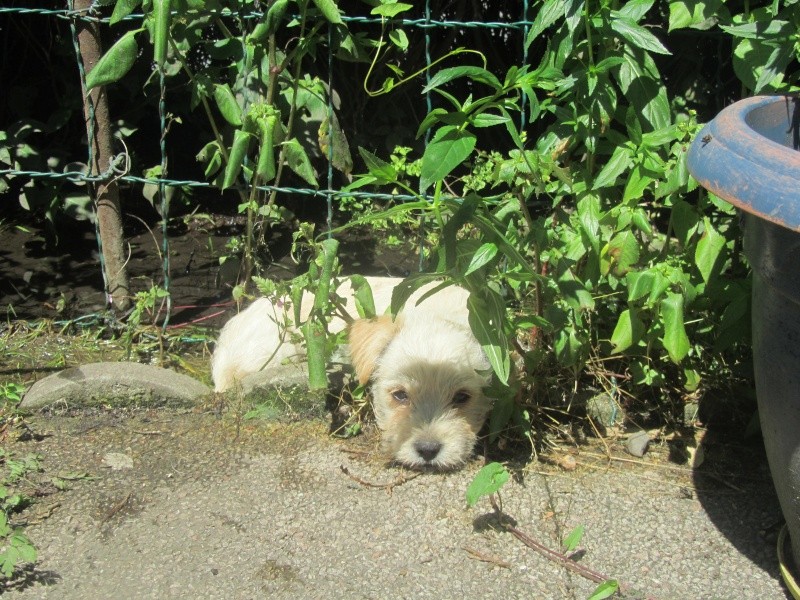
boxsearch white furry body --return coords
[211,276,493,469]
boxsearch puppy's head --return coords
[349,315,492,470]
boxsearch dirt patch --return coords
[0,210,421,329]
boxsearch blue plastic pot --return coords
[688,95,800,573]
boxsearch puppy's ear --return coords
[348,315,399,386]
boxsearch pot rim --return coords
[687,95,800,232]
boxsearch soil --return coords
[0,207,420,329]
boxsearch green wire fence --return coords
[0,1,533,327]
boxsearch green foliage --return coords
[0,449,41,580]
[0,383,24,413]
[90,0,366,286]
[345,0,777,438]
[465,462,509,507]
[85,29,142,90]
[5,0,796,435]
[587,579,620,600]
[0,511,37,580]
[562,524,585,553]
[122,286,171,355]
[0,120,93,239]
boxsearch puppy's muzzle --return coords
[414,440,443,463]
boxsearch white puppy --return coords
[211,276,493,469]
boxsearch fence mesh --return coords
[0,1,533,326]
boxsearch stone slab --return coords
[20,361,211,411]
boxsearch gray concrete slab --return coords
[1,411,792,600]
[20,362,212,411]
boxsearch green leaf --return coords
[442,200,538,277]
[488,388,515,442]
[388,29,409,50]
[661,292,691,363]
[110,0,141,25]
[222,129,251,190]
[526,0,565,46]
[213,84,243,127]
[558,271,595,311]
[562,525,585,552]
[715,283,751,352]
[423,67,502,93]
[594,145,632,189]
[416,108,448,138]
[311,0,343,24]
[610,17,671,55]
[641,124,681,148]
[419,126,476,192]
[11,533,36,563]
[390,273,448,316]
[577,195,601,254]
[594,56,626,73]
[615,46,671,131]
[349,275,377,318]
[616,0,655,22]
[319,112,353,176]
[471,113,511,128]
[304,239,340,390]
[627,269,668,303]
[606,230,640,275]
[720,19,793,39]
[255,115,278,183]
[257,0,290,38]
[728,37,793,94]
[631,208,653,235]
[358,147,397,182]
[753,43,792,93]
[622,164,653,202]
[465,462,509,507]
[610,308,645,353]
[85,29,140,90]
[587,580,620,600]
[468,289,510,384]
[668,0,722,31]
[464,243,499,276]
[372,2,412,17]
[694,218,726,283]
[553,326,587,368]
[283,139,319,187]
[670,199,699,246]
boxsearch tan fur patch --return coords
[347,315,400,386]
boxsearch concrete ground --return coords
[4,363,793,599]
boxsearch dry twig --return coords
[488,495,641,597]
[339,465,420,494]
[463,546,511,568]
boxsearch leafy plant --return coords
[0,383,26,436]
[0,450,41,580]
[587,579,620,600]
[344,0,762,442]
[122,285,171,356]
[0,383,24,412]
[92,0,368,289]
[562,524,585,554]
[465,462,510,508]
[0,511,37,580]
[0,120,91,243]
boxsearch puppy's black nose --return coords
[415,441,442,462]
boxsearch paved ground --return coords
[2,399,792,600]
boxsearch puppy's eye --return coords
[391,389,409,404]
[452,390,471,405]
